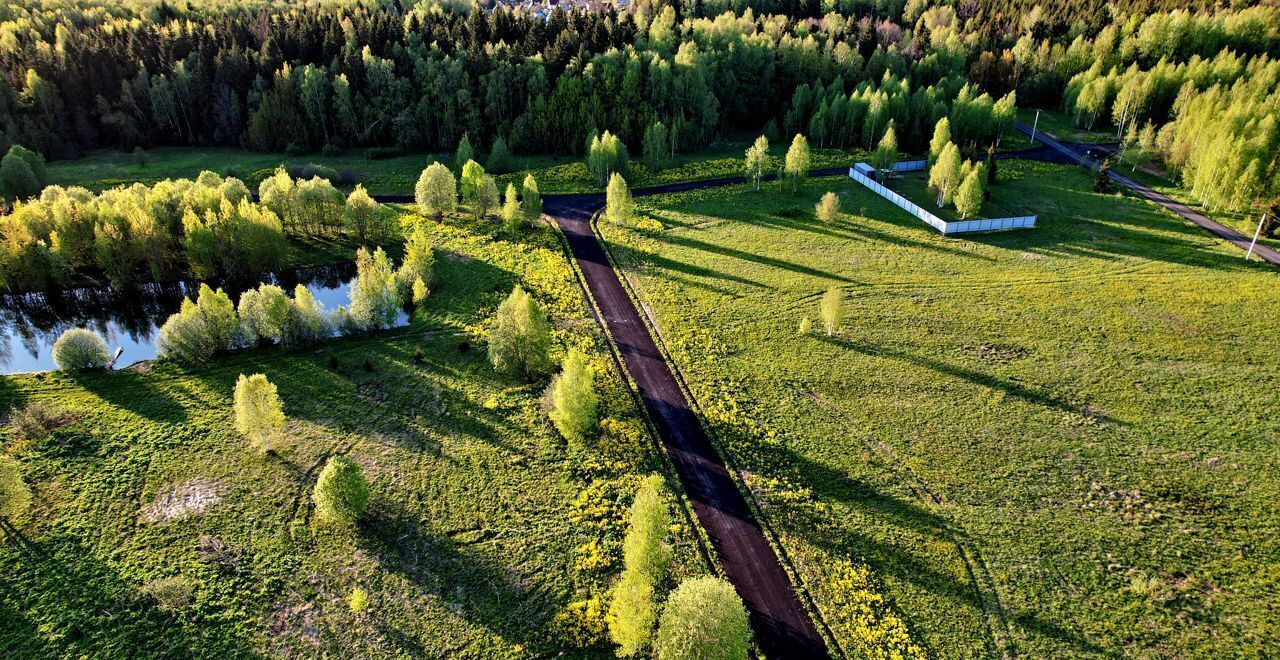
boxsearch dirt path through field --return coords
[545,186,832,658]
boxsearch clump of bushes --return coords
[158,242,424,365]
[142,575,198,613]
[313,455,369,527]
[0,171,290,290]
[51,328,111,371]
[7,400,71,441]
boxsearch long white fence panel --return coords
[848,163,1035,235]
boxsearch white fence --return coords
[848,163,1035,235]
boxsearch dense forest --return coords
[2,0,1277,160]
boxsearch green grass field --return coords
[885,168,1035,222]
[599,160,1280,657]
[0,210,705,657]
[46,137,865,197]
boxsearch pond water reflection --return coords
[0,263,408,374]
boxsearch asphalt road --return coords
[544,185,832,659]
[1015,122,1279,265]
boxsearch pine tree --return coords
[234,373,286,453]
[454,133,474,172]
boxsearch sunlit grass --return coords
[601,159,1280,657]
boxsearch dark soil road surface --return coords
[545,177,834,659]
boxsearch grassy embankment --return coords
[599,159,1280,657]
[0,208,705,657]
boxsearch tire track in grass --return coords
[804,389,1017,659]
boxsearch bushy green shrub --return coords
[234,373,286,452]
[653,577,751,660]
[157,285,241,363]
[142,576,197,612]
[7,401,69,441]
[348,247,401,331]
[51,328,110,371]
[313,455,369,527]
[488,285,551,379]
[548,349,598,448]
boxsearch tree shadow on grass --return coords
[358,500,563,656]
[0,535,254,659]
[643,212,860,284]
[606,241,772,292]
[70,370,191,424]
[1010,609,1107,657]
[816,335,1120,425]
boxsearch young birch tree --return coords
[820,286,843,337]
[784,134,811,194]
[489,285,552,379]
[815,192,840,224]
[956,163,986,219]
[415,162,456,219]
[744,135,769,192]
[548,349,599,448]
[606,173,635,224]
[234,373,286,453]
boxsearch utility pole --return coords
[1245,212,1267,261]
[1029,109,1040,147]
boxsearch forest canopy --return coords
[2,0,1276,161]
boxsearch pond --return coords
[0,263,410,374]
